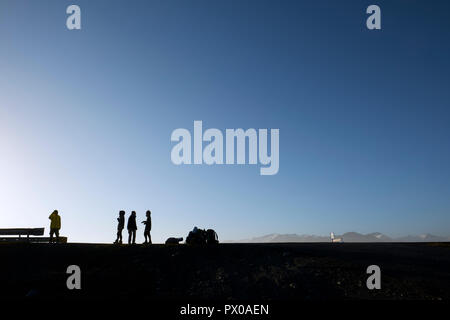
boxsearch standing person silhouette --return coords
[142,210,152,244]
[127,211,137,245]
[114,210,125,244]
[48,210,61,243]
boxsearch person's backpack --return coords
[186,230,203,245]
[206,229,219,245]
[186,231,194,244]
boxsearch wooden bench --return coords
[0,228,68,243]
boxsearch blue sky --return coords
[0,0,449,243]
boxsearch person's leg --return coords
[56,229,60,243]
[119,229,122,243]
[149,233,152,244]
[49,229,54,243]
[128,230,131,244]
[132,230,136,244]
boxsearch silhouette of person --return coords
[127,211,137,244]
[48,210,61,243]
[114,210,125,244]
[142,210,152,244]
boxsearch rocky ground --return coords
[0,242,449,300]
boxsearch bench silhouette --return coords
[0,228,67,243]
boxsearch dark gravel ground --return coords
[0,242,449,300]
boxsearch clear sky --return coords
[1,0,449,243]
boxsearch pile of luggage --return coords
[186,227,219,245]
[164,227,219,245]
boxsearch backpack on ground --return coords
[186,229,204,245]
[206,229,219,245]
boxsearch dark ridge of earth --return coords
[1,242,449,300]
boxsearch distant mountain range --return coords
[226,232,450,243]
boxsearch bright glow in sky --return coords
[1,0,450,243]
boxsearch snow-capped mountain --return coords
[227,232,450,243]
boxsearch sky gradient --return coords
[1,0,450,243]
